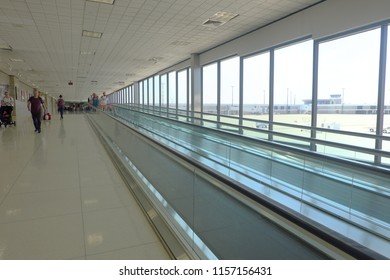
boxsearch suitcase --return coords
[43,112,51,120]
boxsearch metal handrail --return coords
[113,104,390,172]
[125,103,390,145]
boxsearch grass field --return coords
[203,113,390,165]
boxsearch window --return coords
[148,77,153,106]
[178,69,188,111]
[154,75,160,107]
[161,74,167,108]
[202,63,218,114]
[318,28,380,133]
[317,28,381,161]
[220,56,239,116]
[243,52,270,121]
[139,81,144,105]
[143,80,148,105]
[168,71,176,109]
[274,40,313,126]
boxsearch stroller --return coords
[0,106,16,127]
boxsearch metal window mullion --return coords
[311,40,319,152]
[269,49,274,141]
[166,75,169,115]
[176,71,179,113]
[239,56,244,134]
[187,68,190,114]
[200,66,203,116]
[217,61,221,125]
[375,23,388,164]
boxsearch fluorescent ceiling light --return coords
[82,30,102,38]
[87,0,115,4]
[0,44,12,51]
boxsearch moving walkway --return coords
[85,105,390,259]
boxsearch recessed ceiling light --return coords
[82,30,102,38]
[9,58,24,62]
[12,23,26,28]
[80,51,95,55]
[87,0,115,4]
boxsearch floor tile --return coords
[0,189,81,223]
[87,242,170,260]
[0,214,85,260]
[0,114,169,260]
[83,207,160,255]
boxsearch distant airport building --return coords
[203,94,390,115]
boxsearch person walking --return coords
[57,94,65,119]
[99,92,107,111]
[92,93,99,108]
[27,89,46,133]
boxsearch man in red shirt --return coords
[27,89,46,133]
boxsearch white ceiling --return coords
[0,0,323,101]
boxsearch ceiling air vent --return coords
[202,19,224,27]
[170,41,191,46]
[203,11,239,28]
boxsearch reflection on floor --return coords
[0,113,170,260]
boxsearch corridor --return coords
[0,112,170,260]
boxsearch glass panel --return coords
[274,40,313,127]
[139,81,144,105]
[202,63,218,114]
[105,106,390,254]
[130,85,133,104]
[148,77,153,107]
[143,80,148,106]
[178,69,187,111]
[154,75,160,107]
[318,28,381,134]
[161,74,167,108]
[243,52,270,124]
[168,71,176,109]
[220,56,239,116]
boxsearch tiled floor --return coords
[0,112,171,260]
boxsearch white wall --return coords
[0,71,9,86]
